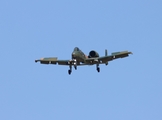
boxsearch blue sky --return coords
[1,0,162,120]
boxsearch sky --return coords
[0,0,162,120]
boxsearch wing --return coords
[99,51,132,63]
[35,57,88,66]
[85,51,132,64]
[35,57,70,65]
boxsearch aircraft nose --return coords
[72,52,76,56]
[72,52,77,58]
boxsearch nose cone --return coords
[72,52,77,58]
[72,52,76,56]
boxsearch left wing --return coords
[85,51,132,64]
[99,51,132,63]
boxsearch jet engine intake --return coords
[88,50,99,58]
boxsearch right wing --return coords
[35,57,70,65]
[35,57,89,66]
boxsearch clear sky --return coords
[1,0,162,120]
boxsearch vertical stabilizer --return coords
[105,49,108,56]
[105,49,108,65]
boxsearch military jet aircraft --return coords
[35,47,132,75]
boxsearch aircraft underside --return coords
[67,58,107,75]
[68,64,100,75]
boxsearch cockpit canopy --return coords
[74,47,80,51]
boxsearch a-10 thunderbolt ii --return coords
[35,47,132,75]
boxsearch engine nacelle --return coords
[88,50,99,58]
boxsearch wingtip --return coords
[35,60,39,63]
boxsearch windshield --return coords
[74,47,80,51]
